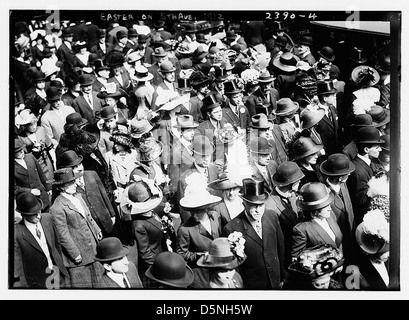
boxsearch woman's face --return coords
[305,152,320,165]
[23,121,38,134]
[105,97,117,107]
[36,80,46,90]
[213,268,236,285]
[181,128,195,142]
[223,187,241,201]
[114,143,125,153]
[317,204,331,219]
[62,181,77,194]
[73,163,84,176]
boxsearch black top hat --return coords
[78,74,94,86]
[240,178,269,204]
[66,112,88,128]
[249,137,274,155]
[317,46,335,62]
[293,137,324,161]
[116,30,127,40]
[94,59,110,72]
[213,67,229,82]
[272,161,305,187]
[127,28,138,38]
[202,93,221,113]
[350,46,367,64]
[355,127,384,144]
[297,182,334,211]
[46,86,62,101]
[97,29,106,38]
[319,153,356,177]
[190,71,212,89]
[58,150,83,169]
[32,70,46,83]
[249,113,273,129]
[223,79,242,95]
[296,35,313,47]
[316,80,338,96]
[350,114,374,127]
[367,105,390,128]
[52,167,79,185]
[61,28,73,38]
[177,78,192,92]
[16,192,43,215]
[94,237,129,262]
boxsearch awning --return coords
[311,21,390,36]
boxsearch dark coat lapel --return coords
[242,213,262,247]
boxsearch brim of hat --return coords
[349,123,374,127]
[293,143,324,161]
[96,67,111,72]
[317,51,335,62]
[319,161,356,177]
[239,192,269,204]
[188,145,215,156]
[273,59,297,72]
[177,86,193,92]
[208,178,241,190]
[220,131,246,144]
[94,247,129,262]
[355,223,389,255]
[275,104,300,116]
[173,123,199,129]
[196,254,246,268]
[355,139,385,144]
[180,195,222,210]
[145,264,194,288]
[192,78,212,89]
[60,155,83,168]
[131,126,154,139]
[52,173,82,185]
[224,89,243,95]
[297,192,334,211]
[301,111,325,130]
[120,192,163,215]
[139,141,164,162]
[350,57,368,64]
[249,122,273,129]
[135,74,154,82]
[16,198,43,215]
[372,113,391,128]
[317,88,338,95]
[272,171,305,187]
[258,77,275,82]
[80,81,94,86]
[15,116,37,126]
[110,136,134,149]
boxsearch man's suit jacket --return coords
[245,88,279,117]
[56,42,76,77]
[291,212,343,259]
[50,194,101,267]
[355,251,389,290]
[167,139,195,194]
[250,158,278,194]
[196,118,229,162]
[270,125,289,165]
[315,104,340,155]
[40,105,76,146]
[222,104,250,129]
[223,210,286,289]
[176,211,222,268]
[342,141,358,161]
[212,200,234,228]
[72,92,104,124]
[14,213,69,288]
[77,170,116,237]
[275,74,296,99]
[108,71,133,95]
[90,42,114,60]
[94,261,143,288]
[179,97,204,123]
[14,153,51,210]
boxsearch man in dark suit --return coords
[56,28,76,79]
[72,74,104,124]
[81,21,100,51]
[222,79,250,130]
[14,192,69,288]
[57,150,117,238]
[223,178,285,289]
[176,78,203,123]
[90,29,114,60]
[315,80,341,156]
[151,59,178,110]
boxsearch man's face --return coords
[209,106,223,121]
[99,37,105,44]
[366,145,382,159]
[113,66,122,76]
[119,37,128,45]
[110,256,129,274]
[105,97,117,107]
[36,80,45,90]
[65,36,73,43]
[62,181,77,194]
[81,84,92,94]
[260,82,272,92]
[24,212,41,224]
[295,44,308,56]
[181,128,195,142]
[338,173,351,184]
[15,150,25,160]
[244,202,265,222]
[256,153,271,166]
[198,85,210,96]
[258,129,271,140]
[73,163,84,176]
[223,187,241,201]
[49,99,62,110]
[229,93,243,106]
[323,93,336,107]
[72,83,81,93]
[98,69,110,79]
[164,71,175,83]
[193,153,212,168]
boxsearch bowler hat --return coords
[316,80,338,96]
[300,108,325,130]
[319,153,356,177]
[273,52,298,73]
[99,106,117,120]
[159,60,176,73]
[380,134,390,151]
[296,35,313,47]
[139,138,163,162]
[258,70,275,82]
[15,139,25,154]
[145,252,194,288]
[116,30,127,40]
[249,113,273,129]
[351,65,380,87]
[201,93,221,113]
[52,167,80,185]
[349,46,367,64]
[16,192,43,215]
[94,237,129,262]
[350,114,374,127]
[78,74,94,86]
[74,41,87,50]
[94,59,110,72]
[127,28,138,38]
[188,135,214,156]
[197,237,246,269]
[65,112,88,128]
[109,131,134,149]
[46,86,62,101]
[249,137,274,155]
[317,46,335,62]
[179,58,193,70]
[177,77,192,92]
[275,98,299,116]
[134,66,154,81]
[61,28,73,38]
[97,29,106,38]
[272,161,305,187]
[196,33,207,44]
[297,182,334,211]
[32,70,46,83]
[293,137,324,161]
[239,178,269,204]
[173,114,199,129]
[275,35,288,48]
[355,127,384,144]
[138,34,149,43]
[58,150,83,169]
[130,118,153,139]
[223,79,242,95]
[153,47,168,58]
[366,105,390,127]
[213,67,229,82]
[153,20,166,29]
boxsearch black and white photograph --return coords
[3,0,407,307]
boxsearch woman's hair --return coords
[112,143,132,155]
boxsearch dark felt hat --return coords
[272,161,305,187]
[319,153,356,177]
[99,106,117,120]
[32,70,46,82]
[239,178,269,204]
[46,86,62,101]
[127,28,138,38]
[275,98,299,116]
[201,93,221,113]
[61,28,73,38]
[366,105,390,127]
[355,127,384,144]
[52,167,79,185]
[296,35,313,47]
[293,137,324,161]
[188,135,214,156]
[300,108,325,130]
[94,237,129,262]
[350,114,374,127]
[258,70,275,82]
[94,59,110,72]
[58,150,83,169]
[16,192,43,215]
[249,113,273,129]
[97,29,106,38]
[153,47,168,58]
[213,67,229,82]
[297,182,334,211]
[65,112,88,128]
[78,74,94,86]
[116,30,127,40]
[249,137,274,155]
[317,46,335,62]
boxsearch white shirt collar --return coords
[326,178,341,193]
[106,271,129,288]
[275,186,291,199]
[357,153,371,166]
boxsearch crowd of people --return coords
[12,17,392,290]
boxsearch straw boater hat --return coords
[173,114,199,129]
[134,65,154,82]
[94,237,129,262]
[197,237,247,269]
[180,172,222,211]
[139,137,164,162]
[273,52,298,73]
[120,178,163,215]
[127,51,144,64]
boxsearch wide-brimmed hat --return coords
[249,137,274,155]
[355,209,390,255]
[300,108,325,130]
[297,182,334,211]
[272,161,305,187]
[120,178,163,215]
[66,112,88,128]
[188,135,214,156]
[275,35,288,48]
[78,74,94,86]
[127,52,143,64]
[208,174,241,191]
[258,70,275,82]
[153,46,168,58]
[201,93,221,113]
[159,60,176,73]
[275,98,299,116]
[139,138,163,162]
[99,106,117,120]
[16,192,43,215]
[355,127,384,144]
[94,237,129,262]
[351,65,380,87]
[58,150,83,169]
[316,80,338,96]
[249,113,273,129]
[191,45,208,62]
[130,118,153,139]
[288,244,344,279]
[176,77,193,92]
[52,167,81,185]
[366,105,390,127]
[319,153,356,177]
[31,70,46,83]
[134,65,154,82]
[145,252,194,288]
[350,114,374,127]
[293,137,324,161]
[109,131,134,149]
[197,237,246,269]
[317,46,335,62]
[273,52,298,73]
[15,109,37,126]
[73,41,87,51]
[223,79,243,95]
[239,178,269,204]
[349,46,367,64]
[173,114,199,129]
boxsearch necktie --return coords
[255,221,262,238]
[123,275,129,288]
[204,168,209,181]
[36,224,41,239]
